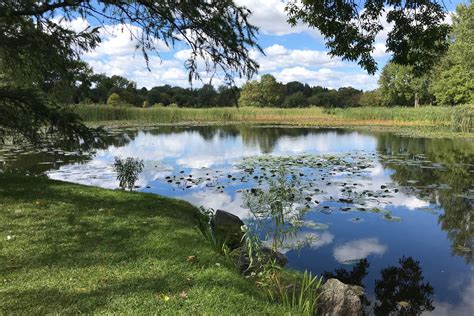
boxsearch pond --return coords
[1,125,473,314]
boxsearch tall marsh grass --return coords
[71,105,329,123]
[326,106,452,124]
[451,104,474,133]
[72,104,466,129]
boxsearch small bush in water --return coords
[113,157,144,191]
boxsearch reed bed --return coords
[451,104,474,133]
[72,104,461,128]
[71,105,330,123]
[325,106,453,124]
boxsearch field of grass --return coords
[72,104,462,127]
[0,174,292,314]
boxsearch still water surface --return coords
[1,126,473,314]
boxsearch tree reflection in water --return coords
[324,257,434,315]
[376,134,473,263]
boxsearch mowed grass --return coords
[72,104,462,128]
[0,174,291,314]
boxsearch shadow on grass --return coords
[1,174,275,313]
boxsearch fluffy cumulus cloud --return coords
[58,4,385,90]
[252,44,344,71]
[272,67,379,90]
[234,0,320,37]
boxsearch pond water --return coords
[1,125,473,315]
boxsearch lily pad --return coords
[303,221,329,230]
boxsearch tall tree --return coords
[0,0,261,145]
[286,0,451,74]
[239,74,284,107]
[379,62,431,106]
[431,1,474,105]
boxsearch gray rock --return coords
[317,278,364,316]
[210,209,244,250]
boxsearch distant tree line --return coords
[63,69,364,108]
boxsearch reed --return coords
[71,104,461,128]
[71,105,329,123]
[451,104,474,132]
[325,106,452,124]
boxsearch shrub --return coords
[451,104,474,132]
[112,157,144,191]
[107,93,125,107]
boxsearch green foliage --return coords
[196,207,232,255]
[451,104,474,132]
[286,0,450,74]
[244,168,306,250]
[379,63,432,106]
[0,86,103,147]
[283,92,307,108]
[107,93,125,107]
[0,0,262,146]
[265,271,324,315]
[431,1,474,105]
[112,157,144,191]
[239,75,284,107]
[359,90,384,107]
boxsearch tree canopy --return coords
[286,0,451,74]
[431,0,474,105]
[379,62,431,106]
[0,0,261,145]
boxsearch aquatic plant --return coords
[260,269,324,315]
[196,207,232,255]
[112,157,144,191]
[243,167,307,250]
[451,104,474,132]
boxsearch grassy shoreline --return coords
[72,105,474,138]
[0,174,292,314]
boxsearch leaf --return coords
[186,255,197,262]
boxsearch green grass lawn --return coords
[0,174,291,314]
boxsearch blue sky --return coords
[69,0,464,91]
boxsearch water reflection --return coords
[324,257,435,315]
[377,134,474,263]
[0,125,473,312]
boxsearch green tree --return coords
[107,93,125,107]
[0,0,261,145]
[283,92,308,108]
[359,90,384,107]
[431,1,474,105]
[286,0,451,74]
[379,63,432,107]
[239,74,284,107]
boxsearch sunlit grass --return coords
[0,174,292,314]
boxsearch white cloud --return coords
[55,13,381,90]
[235,0,320,37]
[272,67,379,90]
[425,271,474,316]
[253,44,344,71]
[333,238,387,263]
